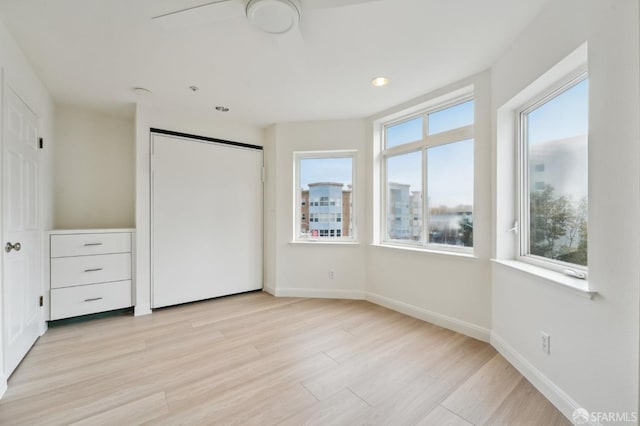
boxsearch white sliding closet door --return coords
[151,133,263,308]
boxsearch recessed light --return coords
[215,106,230,112]
[133,87,152,95]
[371,77,390,87]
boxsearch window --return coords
[428,100,474,135]
[386,116,423,148]
[518,74,588,272]
[380,96,474,252]
[295,151,356,241]
[427,139,474,247]
[386,151,422,242]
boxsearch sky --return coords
[385,100,474,207]
[386,116,423,148]
[528,78,588,145]
[299,157,352,190]
[298,83,586,207]
[386,140,474,207]
[386,100,474,148]
[427,139,474,207]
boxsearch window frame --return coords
[516,69,588,276]
[293,150,357,242]
[380,94,474,254]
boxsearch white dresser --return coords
[48,229,134,320]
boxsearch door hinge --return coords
[39,295,43,307]
[39,138,43,149]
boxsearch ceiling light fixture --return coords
[246,0,300,34]
[215,106,230,112]
[371,77,390,87]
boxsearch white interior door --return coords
[151,133,263,308]
[2,86,41,377]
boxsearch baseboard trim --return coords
[365,292,491,342]
[273,287,366,300]
[0,374,7,400]
[490,332,588,425]
[263,284,276,296]
[39,319,48,337]
[134,305,152,316]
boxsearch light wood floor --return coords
[0,292,569,425]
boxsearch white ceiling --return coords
[0,0,550,126]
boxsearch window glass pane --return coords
[427,139,474,247]
[386,116,423,149]
[526,79,588,266]
[386,151,422,241]
[428,100,474,135]
[299,157,353,238]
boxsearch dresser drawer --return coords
[51,253,131,289]
[51,233,131,258]
[50,280,132,320]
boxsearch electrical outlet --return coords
[541,332,550,355]
[329,269,335,279]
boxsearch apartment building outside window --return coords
[294,151,356,241]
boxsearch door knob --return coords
[5,242,21,253]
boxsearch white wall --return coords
[0,18,55,395]
[264,120,368,299]
[491,0,639,420]
[263,101,493,338]
[264,126,277,295]
[54,106,134,229]
[364,72,493,341]
[0,0,634,418]
[134,104,263,315]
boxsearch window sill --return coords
[491,259,597,299]
[370,243,477,260]
[289,240,361,247]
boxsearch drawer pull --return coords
[84,297,103,302]
[84,268,103,272]
[84,243,103,246]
